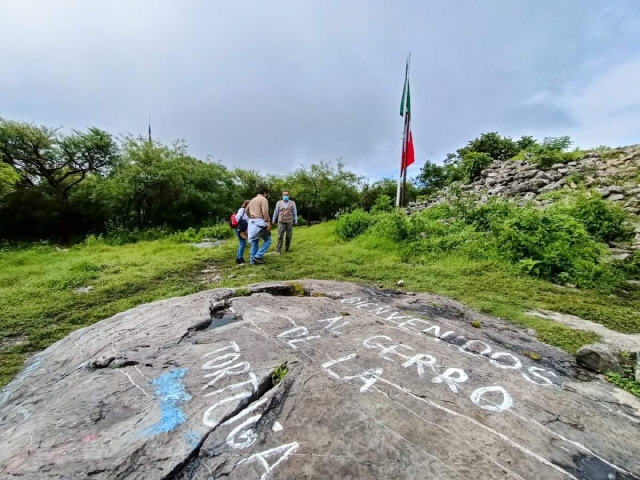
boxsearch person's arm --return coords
[293,202,298,224]
[272,201,279,224]
[261,197,272,230]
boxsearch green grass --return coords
[0,241,215,386]
[3,222,640,387]
[605,351,640,398]
[606,372,640,397]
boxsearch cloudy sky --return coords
[1,1,639,179]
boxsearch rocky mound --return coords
[1,280,640,479]
[409,144,640,213]
[408,145,640,257]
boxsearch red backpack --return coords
[229,213,239,229]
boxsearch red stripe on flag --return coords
[402,129,415,173]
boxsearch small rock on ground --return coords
[73,286,94,294]
[576,343,624,374]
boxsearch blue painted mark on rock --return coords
[185,430,201,448]
[141,368,192,436]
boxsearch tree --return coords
[458,132,519,162]
[0,119,117,200]
[371,194,394,213]
[542,136,572,151]
[233,168,269,204]
[102,136,237,229]
[0,118,118,241]
[0,163,19,199]
[516,135,537,151]
[285,160,363,221]
[360,178,419,210]
[416,161,448,196]
[459,152,492,182]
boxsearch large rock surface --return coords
[2,280,640,479]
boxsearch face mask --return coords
[283,196,289,201]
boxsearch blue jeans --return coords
[235,229,246,260]
[250,228,272,263]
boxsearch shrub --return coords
[335,209,379,240]
[494,207,609,286]
[169,223,233,243]
[94,222,232,246]
[459,152,493,182]
[371,194,394,213]
[514,136,583,168]
[458,198,516,232]
[554,194,633,243]
[613,251,640,279]
[410,218,493,259]
[461,132,519,162]
[409,196,626,287]
[367,212,414,242]
[103,223,171,245]
[417,161,449,195]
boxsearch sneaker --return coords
[235,258,245,264]
[253,257,265,265]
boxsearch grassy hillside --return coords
[3,222,640,388]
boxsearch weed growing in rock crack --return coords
[287,282,306,296]
[234,287,251,297]
[272,362,288,385]
[523,351,542,361]
[471,321,482,328]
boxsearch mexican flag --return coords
[399,63,415,172]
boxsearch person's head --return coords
[241,199,250,209]
[282,191,289,201]
[257,186,269,197]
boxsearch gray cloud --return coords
[1,0,639,180]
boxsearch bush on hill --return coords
[336,193,635,289]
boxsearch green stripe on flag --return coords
[405,79,411,116]
[400,61,408,116]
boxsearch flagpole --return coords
[396,54,410,208]
[403,54,412,207]
[402,115,409,207]
[396,140,403,208]
[399,53,411,207]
